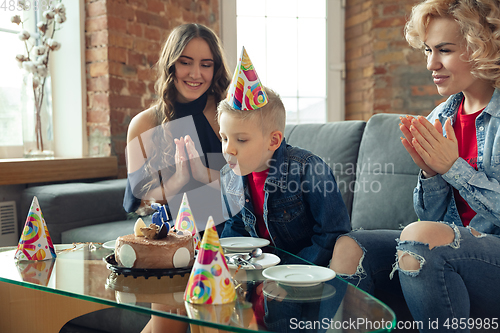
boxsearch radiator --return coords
[0,201,18,246]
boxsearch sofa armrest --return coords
[20,179,128,244]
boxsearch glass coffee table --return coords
[0,244,395,333]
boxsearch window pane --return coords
[298,18,326,97]
[298,0,326,18]
[236,16,267,83]
[298,98,326,123]
[236,0,327,125]
[266,17,297,97]
[266,0,297,17]
[282,97,298,124]
[236,0,266,17]
[0,32,25,146]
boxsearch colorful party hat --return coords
[175,193,201,250]
[14,196,56,261]
[184,216,237,304]
[226,46,268,111]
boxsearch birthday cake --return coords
[115,217,195,269]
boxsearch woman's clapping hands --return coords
[400,115,459,178]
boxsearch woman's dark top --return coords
[123,92,224,224]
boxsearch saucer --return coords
[262,265,336,287]
[220,237,270,253]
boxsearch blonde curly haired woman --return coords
[331,0,500,331]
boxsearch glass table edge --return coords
[0,275,273,333]
[1,245,396,333]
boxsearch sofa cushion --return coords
[285,121,366,216]
[351,113,420,230]
[21,179,129,244]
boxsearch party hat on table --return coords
[14,196,56,261]
[226,46,268,111]
[175,193,201,250]
[184,216,237,304]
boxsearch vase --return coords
[20,74,55,158]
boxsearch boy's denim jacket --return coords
[414,89,500,235]
[220,138,351,266]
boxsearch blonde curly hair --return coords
[405,0,500,88]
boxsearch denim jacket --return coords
[414,89,500,235]
[220,138,351,266]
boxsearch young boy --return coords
[218,48,350,267]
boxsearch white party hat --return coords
[14,196,56,261]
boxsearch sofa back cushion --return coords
[351,113,420,230]
[21,179,128,243]
[284,121,366,216]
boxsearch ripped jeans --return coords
[338,224,500,333]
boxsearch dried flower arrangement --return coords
[11,0,66,154]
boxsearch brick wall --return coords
[345,0,445,121]
[85,0,219,177]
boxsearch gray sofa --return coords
[20,113,420,245]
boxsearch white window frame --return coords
[221,0,345,123]
[51,0,87,157]
[0,0,87,159]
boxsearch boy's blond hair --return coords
[217,87,286,135]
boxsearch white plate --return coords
[226,253,280,270]
[220,237,270,252]
[262,265,336,287]
[103,240,116,249]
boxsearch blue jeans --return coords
[339,226,500,333]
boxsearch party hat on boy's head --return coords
[184,216,236,304]
[226,46,268,111]
[14,196,56,261]
[175,193,201,250]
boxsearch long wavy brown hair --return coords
[153,23,231,124]
[139,24,230,204]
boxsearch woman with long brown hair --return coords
[124,23,230,226]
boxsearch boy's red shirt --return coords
[247,168,271,241]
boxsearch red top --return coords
[247,169,270,328]
[452,99,483,226]
[247,169,271,241]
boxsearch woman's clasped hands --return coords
[399,115,459,178]
[173,135,210,186]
